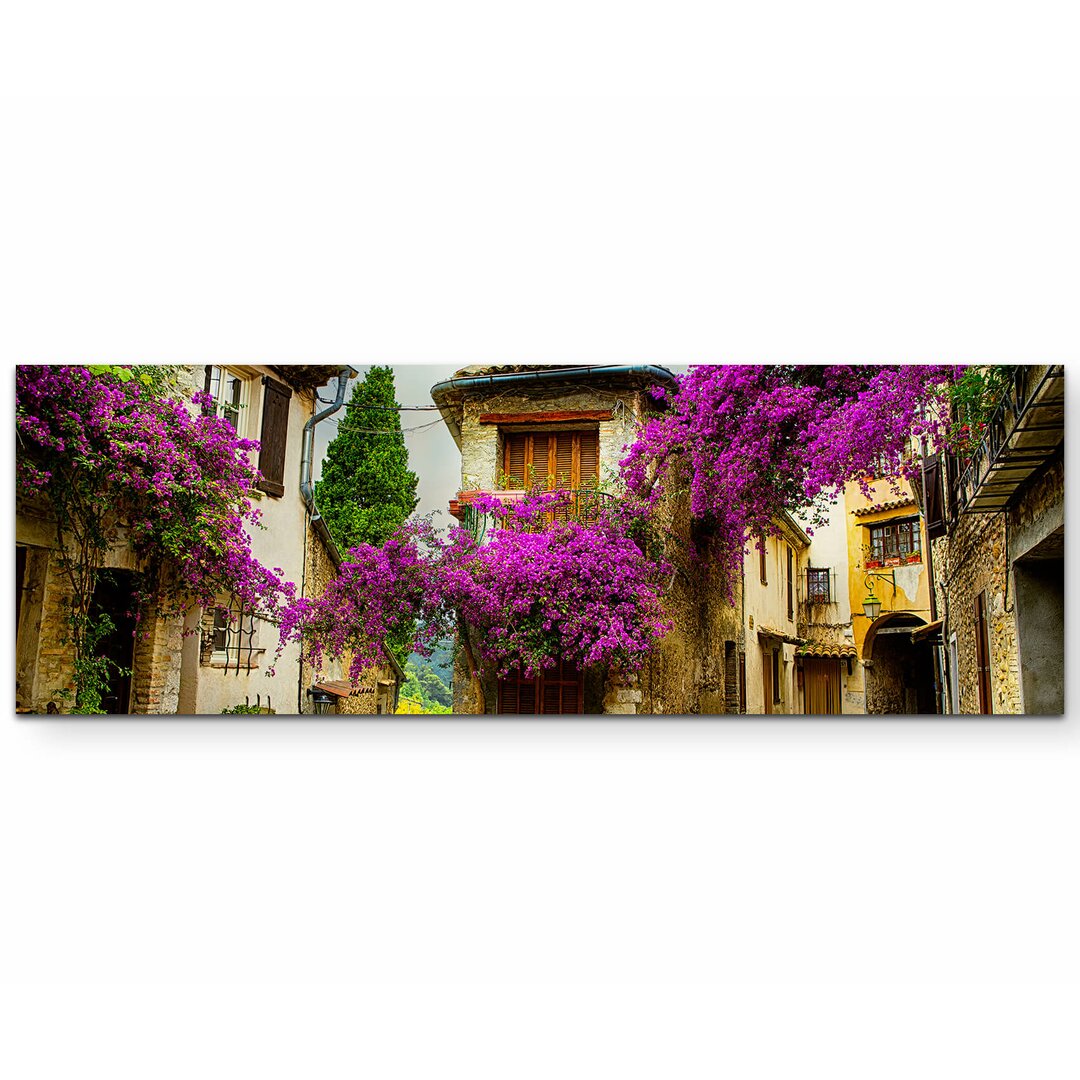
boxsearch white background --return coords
[2,7,1078,1078]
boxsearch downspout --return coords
[297,366,355,713]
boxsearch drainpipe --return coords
[297,365,356,712]
[301,366,356,509]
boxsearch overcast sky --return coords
[313,363,688,525]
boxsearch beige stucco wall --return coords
[179,366,315,715]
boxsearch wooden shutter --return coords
[738,652,746,714]
[498,677,520,714]
[974,592,993,714]
[553,433,575,489]
[923,454,946,539]
[257,376,293,498]
[504,433,529,488]
[578,430,599,486]
[497,659,582,714]
[502,428,600,493]
[786,547,794,620]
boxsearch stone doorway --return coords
[89,570,138,714]
[864,613,937,714]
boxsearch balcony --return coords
[450,489,615,542]
[948,364,1064,521]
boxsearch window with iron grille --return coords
[211,598,262,672]
[806,568,832,604]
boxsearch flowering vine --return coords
[16,365,294,710]
[280,365,964,698]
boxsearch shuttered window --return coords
[786,546,794,620]
[257,376,293,498]
[497,657,583,714]
[974,591,993,714]
[502,430,600,490]
[923,453,946,539]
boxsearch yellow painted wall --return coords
[844,477,933,660]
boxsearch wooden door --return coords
[803,658,842,715]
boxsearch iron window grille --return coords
[806,567,832,604]
[212,599,261,674]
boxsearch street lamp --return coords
[308,686,336,715]
[860,570,894,620]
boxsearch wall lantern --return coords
[308,687,336,715]
[859,569,895,620]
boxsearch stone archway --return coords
[863,612,938,714]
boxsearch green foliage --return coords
[57,611,131,715]
[315,367,419,552]
[947,365,1012,454]
[410,637,454,685]
[220,703,265,714]
[401,658,453,712]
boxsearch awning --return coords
[797,642,858,659]
[757,626,805,646]
[909,619,944,643]
[313,679,356,698]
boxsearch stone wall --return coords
[934,452,1063,716]
[932,511,1019,714]
[299,521,400,715]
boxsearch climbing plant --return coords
[16,364,295,711]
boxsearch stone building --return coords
[15,364,401,715]
[921,364,1064,714]
[431,364,744,715]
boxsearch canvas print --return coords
[14,363,1064,716]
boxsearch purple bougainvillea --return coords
[16,364,295,616]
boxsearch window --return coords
[974,591,992,714]
[948,633,960,715]
[498,657,583,714]
[759,535,768,584]
[502,429,599,490]
[738,651,746,714]
[205,366,248,433]
[868,519,922,563]
[806,568,832,604]
[786,546,794,620]
[211,597,262,672]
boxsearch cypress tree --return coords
[315,366,419,553]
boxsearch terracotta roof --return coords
[852,497,917,517]
[797,642,858,659]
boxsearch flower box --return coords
[865,558,883,569]
[884,556,901,567]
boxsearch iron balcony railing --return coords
[948,364,1065,523]
[458,489,615,543]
